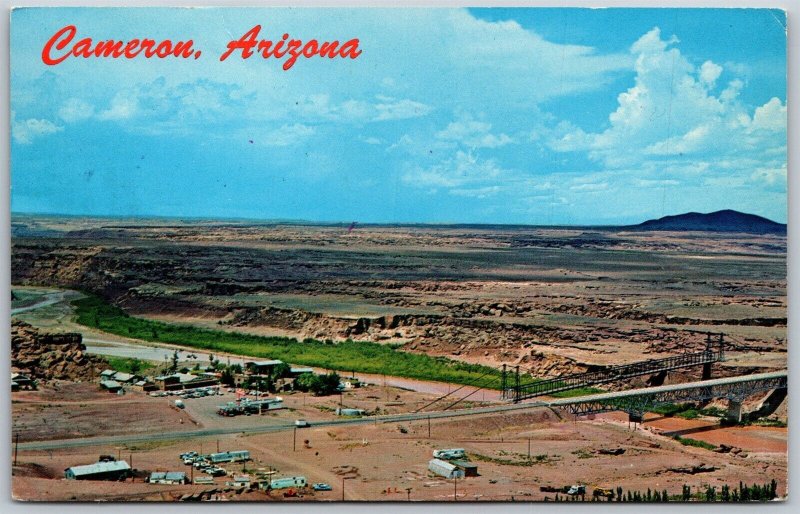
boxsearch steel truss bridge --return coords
[503,334,725,403]
[549,370,787,420]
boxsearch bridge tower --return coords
[702,333,714,381]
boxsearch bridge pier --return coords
[724,400,743,425]
[628,412,644,424]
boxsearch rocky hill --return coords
[12,321,106,382]
[630,210,786,235]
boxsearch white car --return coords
[295,419,310,428]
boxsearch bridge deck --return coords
[547,370,787,406]
[508,345,724,402]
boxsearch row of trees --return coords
[551,480,778,502]
[696,480,779,502]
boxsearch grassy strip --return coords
[471,452,555,466]
[550,386,603,398]
[73,294,526,390]
[673,435,717,451]
[106,356,156,375]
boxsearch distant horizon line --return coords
[10,209,787,229]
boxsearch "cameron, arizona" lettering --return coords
[219,25,361,70]
[41,24,360,71]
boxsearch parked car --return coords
[205,467,227,477]
[312,483,332,491]
[567,485,587,496]
[295,419,310,428]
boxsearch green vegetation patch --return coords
[673,435,717,451]
[106,356,156,375]
[550,386,603,398]
[652,403,725,420]
[73,294,525,390]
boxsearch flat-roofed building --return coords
[65,460,131,481]
[148,471,187,485]
[99,380,122,392]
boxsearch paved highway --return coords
[17,371,786,452]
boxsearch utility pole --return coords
[14,433,19,466]
[406,487,412,501]
[501,364,507,400]
[342,477,345,501]
[428,416,431,439]
[293,427,297,451]
[454,475,458,501]
[527,438,531,459]
[217,439,220,453]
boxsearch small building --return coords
[245,360,284,376]
[428,459,464,479]
[11,372,36,391]
[155,373,218,391]
[99,380,122,392]
[65,460,131,481]
[289,367,314,377]
[155,375,181,390]
[99,369,117,380]
[228,476,251,488]
[451,460,479,477]
[336,408,365,417]
[269,476,307,490]
[148,471,187,484]
[193,476,215,485]
[132,380,158,392]
[111,372,139,384]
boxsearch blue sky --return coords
[10,8,787,224]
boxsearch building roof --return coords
[247,360,284,367]
[149,472,166,480]
[100,369,116,377]
[100,380,122,389]
[67,460,131,477]
[451,460,478,469]
[429,458,458,471]
[112,372,136,382]
[290,367,314,373]
[165,471,187,481]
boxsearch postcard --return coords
[9,6,787,503]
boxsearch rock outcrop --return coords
[11,320,105,382]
